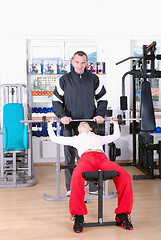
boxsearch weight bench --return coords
[82,170,119,227]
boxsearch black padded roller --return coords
[140,81,156,132]
[120,96,127,110]
[82,170,118,181]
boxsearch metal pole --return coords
[56,120,61,198]
[98,171,103,224]
[133,75,137,165]
[158,141,161,179]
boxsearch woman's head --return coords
[78,122,93,133]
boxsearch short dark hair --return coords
[73,51,88,60]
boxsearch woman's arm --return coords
[99,122,120,145]
[48,123,75,146]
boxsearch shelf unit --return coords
[27,74,63,163]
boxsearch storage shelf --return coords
[28,74,63,76]
[28,73,106,76]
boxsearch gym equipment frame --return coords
[116,41,161,179]
[0,84,36,187]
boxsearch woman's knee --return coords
[116,169,132,183]
[71,167,84,185]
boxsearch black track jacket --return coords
[52,69,108,120]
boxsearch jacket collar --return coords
[71,68,87,78]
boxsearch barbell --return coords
[20,115,142,127]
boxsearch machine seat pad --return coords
[82,170,118,181]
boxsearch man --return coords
[52,51,108,196]
[48,119,133,233]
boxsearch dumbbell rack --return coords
[43,117,117,201]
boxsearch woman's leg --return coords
[97,153,133,214]
[69,152,97,216]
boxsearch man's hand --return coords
[93,116,104,124]
[60,116,72,125]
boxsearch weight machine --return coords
[116,41,161,179]
[0,84,36,187]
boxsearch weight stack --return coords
[138,132,154,171]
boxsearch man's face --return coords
[72,54,88,74]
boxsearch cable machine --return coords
[116,41,161,179]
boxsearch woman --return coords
[48,119,133,233]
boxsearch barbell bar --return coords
[20,115,142,127]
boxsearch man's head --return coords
[72,51,88,74]
[78,122,93,134]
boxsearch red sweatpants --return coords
[69,151,133,216]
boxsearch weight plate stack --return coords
[138,132,154,171]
